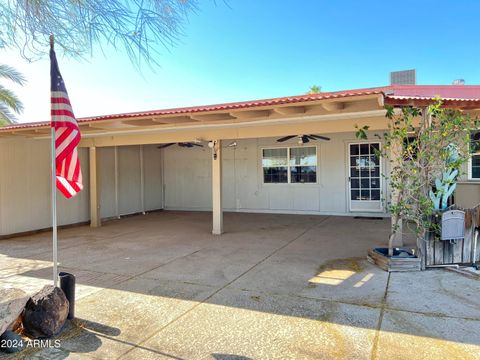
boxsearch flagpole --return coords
[50,34,58,288]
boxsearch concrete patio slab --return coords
[56,281,214,359]
[48,243,204,277]
[122,288,380,360]
[299,258,389,307]
[0,212,479,359]
[1,266,132,301]
[139,246,277,287]
[283,216,391,259]
[387,270,480,319]
[376,309,480,360]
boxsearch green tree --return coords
[0,64,25,126]
[307,85,321,94]
[0,0,198,65]
[356,100,477,268]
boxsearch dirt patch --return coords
[316,257,365,275]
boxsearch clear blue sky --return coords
[5,0,480,123]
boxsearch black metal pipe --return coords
[59,272,75,319]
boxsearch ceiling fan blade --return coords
[277,135,296,142]
[309,134,331,141]
[178,142,192,148]
[191,143,204,147]
[158,143,175,149]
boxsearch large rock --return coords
[23,285,69,338]
[0,288,29,336]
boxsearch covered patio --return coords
[1,212,479,359]
[0,88,394,239]
[2,86,480,242]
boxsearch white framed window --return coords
[262,146,317,184]
[469,131,480,180]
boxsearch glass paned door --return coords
[348,142,383,212]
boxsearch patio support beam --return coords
[273,106,306,115]
[114,146,120,219]
[322,102,345,111]
[211,140,223,235]
[230,110,271,119]
[89,147,101,228]
[140,145,146,214]
[88,122,134,130]
[191,113,236,121]
[152,115,196,124]
[78,110,389,148]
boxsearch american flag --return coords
[50,48,83,198]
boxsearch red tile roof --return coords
[384,85,480,108]
[0,87,387,131]
[385,85,480,100]
[1,85,480,132]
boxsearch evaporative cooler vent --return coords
[390,69,416,85]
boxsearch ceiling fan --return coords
[276,134,330,144]
[157,142,203,149]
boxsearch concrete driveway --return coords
[0,212,479,359]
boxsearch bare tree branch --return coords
[0,0,198,66]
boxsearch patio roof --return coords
[383,85,480,108]
[1,85,479,138]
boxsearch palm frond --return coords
[0,64,26,86]
[0,84,24,114]
[307,85,321,94]
[0,103,17,125]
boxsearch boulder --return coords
[0,330,24,353]
[0,288,29,336]
[8,316,22,332]
[23,285,69,338]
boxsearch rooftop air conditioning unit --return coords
[390,69,416,85]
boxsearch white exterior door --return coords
[348,142,383,212]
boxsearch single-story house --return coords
[1,84,480,238]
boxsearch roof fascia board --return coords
[51,109,389,143]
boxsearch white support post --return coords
[212,140,223,235]
[140,145,145,214]
[89,147,101,227]
[114,146,120,219]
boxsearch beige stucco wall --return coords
[456,183,480,209]
[163,133,390,216]
[1,131,394,236]
[4,123,480,236]
[0,137,90,235]
[0,138,163,236]
[451,162,480,209]
[95,145,164,219]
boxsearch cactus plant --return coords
[429,144,459,210]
